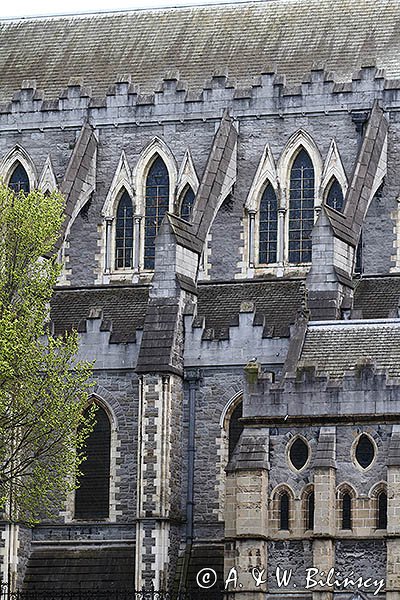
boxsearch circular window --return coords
[355,434,375,469]
[289,437,309,471]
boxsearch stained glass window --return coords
[289,149,314,263]
[377,491,387,529]
[144,156,169,269]
[280,493,289,530]
[8,162,30,194]
[326,177,344,212]
[259,183,278,264]
[75,405,111,519]
[307,492,315,531]
[180,186,195,222]
[355,231,363,274]
[115,190,134,269]
[342,493,352,530]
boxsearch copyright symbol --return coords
[196,568,217,589]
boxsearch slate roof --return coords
[51,279,304,343]
[1,0,400,101]
[299,320,400,378]
[353,275,400,319]
[51,286,149,343]
[196,279,305,338]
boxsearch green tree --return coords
[0,182,93,524]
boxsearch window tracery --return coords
[325,177,344,212]
[144,156,170,270]
[258,183,278,264]
[8,161,30,194]
[288,148,314,264]
[115,190,134,269]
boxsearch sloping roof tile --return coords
[1,0,400,100]
[299,320,400,378]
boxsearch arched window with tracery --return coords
[115,190,134,269]
[279,492,290,530]
[325,177,344,212]
[180,186,195,222]
[228,401,243,461]
[144,156,170,269]
[377,490,387,529]
[8,161,30,194]
[259,183,278,264]
[288,148,314,263]
[75,405,111,520]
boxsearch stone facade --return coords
[0,2,400,598]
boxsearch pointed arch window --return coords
[306,491,315,531]
[288,149,314,263]
[8,162,30,194]
[279,492,290,530]
[259,183,278,264]
[144,156,169,269]
[377,491,387,529]
[115,190,134,269]
[180,186,195,222]
[75,405,111,519]
[325,177,344,212]
[342,493,352,530]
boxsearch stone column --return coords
[135,373,183,590]
[104,216,113,273]
[277,208,286,267]
[387,425,400,600]
[133,215,142,272]
[225,363,269,600]
[312,427,336,600]
[248,210,256,267]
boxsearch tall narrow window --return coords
[325,177,344,212]
[279,493,290,530]
[307,492,315,531]
[288,149,314,263]
[355,231,363,274]
[377,491,387,529]
[342,493,352,530]
[144,156,169,269]
[228,401,243,461]
[75,405,111,519]
[8,162,30,194]
[180,186,195,222]
[115,190,134,269]
[259,183,278,264]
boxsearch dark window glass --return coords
[326,178,344,212]
[9,162,30,194]
[377,491,387,529]
[307,492,315,531]
[144,156,169,269]
[180,186,195,222]
[342,493,352,530]
[289,149,314,263]
[355,231,362,274]
[75,406,111,519]
[259,183,278,264]
[115,190,134,269]
[228,402,243,461]
[355,434,375,469]
[280,493,289,530]
[289,438,309,470]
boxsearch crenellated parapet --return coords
[2,66,400,129]
[244,357,400,424]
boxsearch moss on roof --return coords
[0,0,399,101]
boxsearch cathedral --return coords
[0,0,399,598]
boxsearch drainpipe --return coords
[179,369,200,593]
